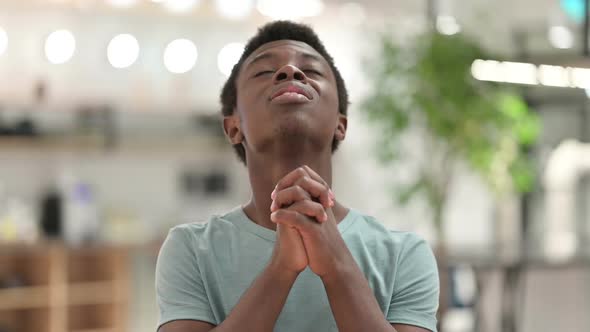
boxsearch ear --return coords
[334,114,347,142]
[223,112,244,145]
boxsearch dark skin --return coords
[159,40,432,332]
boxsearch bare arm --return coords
[270,166,435,332]
[158,213,310,332]
[322,264,432,332]
[322,263,395,332]
[159,261,298,332]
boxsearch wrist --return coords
[266,260,301,282]
[319,244,359,283]
[319,263,358,285]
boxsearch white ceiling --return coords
[0,0,585,111]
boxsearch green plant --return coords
[362,31,541,242]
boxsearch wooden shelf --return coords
[68,281,125,306]
[0,307,51,332]
[0,286,49,310]
[68,303,116,332]
[0,243,129,332]
[0,135,227,155]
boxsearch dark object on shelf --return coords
[203,172,228,195]
[12,117,38,137]
[190,114,226,138]
[39,187,63,238]
[0,113,39,137]
[181,170,228,196]
[75,104,118,149]
[0,275,27,289]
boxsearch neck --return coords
[243,148,340,231]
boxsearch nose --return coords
[273,65,307,83]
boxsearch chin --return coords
[276,122,330,152]
[276,119,309,141]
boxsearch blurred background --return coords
[0,0,588,332]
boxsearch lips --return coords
[270,84,313,101]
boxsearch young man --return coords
[156,21,439,332]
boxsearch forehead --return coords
[242,40,328,67]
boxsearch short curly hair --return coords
[220,20,349,165]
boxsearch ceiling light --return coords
[45,29,76,64]
[571,67,590,89]
[538,65,570,87]
[215,0,253,19]
[164,39,198,74]
[218,42,244,77]
[257,0,324,19]
[436,15,461,35]
[548,25,574,49]
[107,34,140,69]
[470,60,502,82]
[501,62,538,85]
[106,0,139,8]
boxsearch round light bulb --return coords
[549,25,574,49]
[106,0,138,8]
[45,29,76,64]
[436,15,461,35]
[164,39,198,74]
[217,42,244,77]
[107,34,140,69]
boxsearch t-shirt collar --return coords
[227,205,358,242]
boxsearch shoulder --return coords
[349,210,430,251]
[388,230,431,256]
[166,209,241,242]
[349,210,437,271]
[158,208,244,261]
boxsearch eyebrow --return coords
[246,50,324,68]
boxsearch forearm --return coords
[322,264,396,332]
[211,261,297,332]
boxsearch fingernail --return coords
[329,189,335,199]
[270,200,276,212]
[271,189,277,200]
[329,199,334,207]
[323,212,328,222]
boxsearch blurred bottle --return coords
[40,185,63,239]
[0,183,39,244]
[64,182,100,246]
[59,170,100,246]
[10,198,38,244]
[0,182,14,242]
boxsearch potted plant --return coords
[361,30,541,321]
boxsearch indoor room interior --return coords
[0,1,588,332]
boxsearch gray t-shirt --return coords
[156,206,439,331]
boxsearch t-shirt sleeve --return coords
[155,226,216,329]
[387,233,439,332]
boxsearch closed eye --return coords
[254,70,274,77]
[303,69,322,76]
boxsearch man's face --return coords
[227,39,345,158]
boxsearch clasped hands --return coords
[269,165,353,279]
